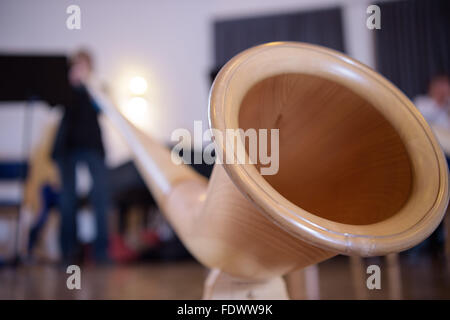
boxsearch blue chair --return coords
[0,161,28,265]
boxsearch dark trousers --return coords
[28,184,59,254]
[56,150,109,262]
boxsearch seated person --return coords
[415,75,450,154]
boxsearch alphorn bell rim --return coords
[209,42,449,256]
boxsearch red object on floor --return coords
[109,234,138,263]
[141,230,161,248]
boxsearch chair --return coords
[0,161,28,265]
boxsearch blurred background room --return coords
[0,0,449,299]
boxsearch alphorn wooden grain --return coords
[97,42,449,280]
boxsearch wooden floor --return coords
[316,254,450,299]
[0,254,449,299]
[0,261,207,300]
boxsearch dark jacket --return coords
[52,85,105,159]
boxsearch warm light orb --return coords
[129,76,148,95]
[123,97,149,128]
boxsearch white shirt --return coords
[415,95,450,155]
[414,95,450,129]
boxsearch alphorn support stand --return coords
[203,269,290,300]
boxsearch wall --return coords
[0,0,379,166]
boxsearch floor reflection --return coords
[0,254,449,299]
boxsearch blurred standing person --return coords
[52,50,110,264]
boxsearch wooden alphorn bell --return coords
[92,42,449,299]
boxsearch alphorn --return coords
[93,42,449,283]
